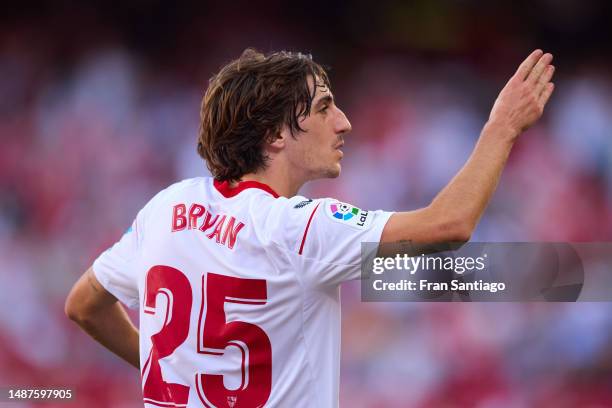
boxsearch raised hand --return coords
[489,49,555,137]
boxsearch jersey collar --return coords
[213,179,280,199]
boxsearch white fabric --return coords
[93,177,392,408]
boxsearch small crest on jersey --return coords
[294,198,313,209]
[326,201,372,229]
[227,396,237,408]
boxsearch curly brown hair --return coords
[197,48,330,182]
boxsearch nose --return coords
[335,107,352,135]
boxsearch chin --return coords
[311,162,341,180]
[324,164,341,178]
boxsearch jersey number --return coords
[142,265,272,407]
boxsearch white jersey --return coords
[93,177,392,408]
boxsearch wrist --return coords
[482,120,520,144]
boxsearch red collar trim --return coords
[213,179,280,199]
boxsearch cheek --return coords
[287,137,317,168]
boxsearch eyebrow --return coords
[314,94,333,109]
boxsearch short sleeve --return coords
[269,197,393,287]
[92,212,144,309]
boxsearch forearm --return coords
[429,121,517,232]
[72,300,140,369]
[381,50,554,244]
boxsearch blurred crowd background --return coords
[2,1,612,407]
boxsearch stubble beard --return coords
[323,162,341,179]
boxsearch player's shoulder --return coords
[250,194,318,251]
[313,198,377,230]
[265,195,368,225]
[266,194,321,220]
[273,196,363,228]
[261,195,379,253]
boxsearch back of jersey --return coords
[93,177,392,408]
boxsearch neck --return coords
[239,161,307,198]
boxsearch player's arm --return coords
[382,49,555,244]
[65,267,140,369]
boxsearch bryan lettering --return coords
[171,203,245,250]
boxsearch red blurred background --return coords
[1,1,612,406]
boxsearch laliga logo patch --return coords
[330,202,359,220]
[327,201,372,228]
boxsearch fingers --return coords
[514,49,544,81]
[539,82,555,108]
[536,64,555,95]
[526,53,553,85]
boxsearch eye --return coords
[319,105,329,113]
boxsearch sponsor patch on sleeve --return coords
[325,201,373,229]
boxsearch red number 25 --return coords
[142,265,272,407]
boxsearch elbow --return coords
[383,208,474,246]
[453,221,473,243]
[64,291,92,327]
[439,218,473,244]
[64,295,81,323]
[424,204,474,244]
[65,268,114,330]
[65,302,95,330]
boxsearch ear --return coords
[267,126,291,151]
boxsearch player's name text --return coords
[171,203,245,249]
[372,279,506,293]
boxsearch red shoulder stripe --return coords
[298,202,321,255]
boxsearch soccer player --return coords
[66,49,554,407]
